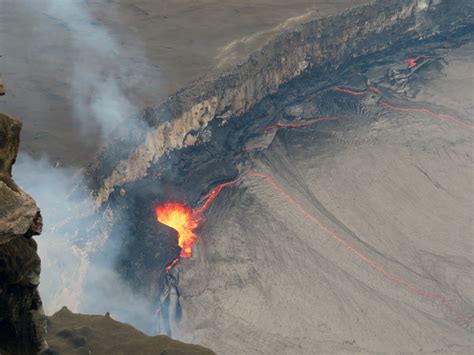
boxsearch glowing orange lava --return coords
[194,177,242,215]
[335,86,367,96]
[153,172,472,321]
[155,202,199,259]
[405,55,425,69]
[264,117,342,135]
[153,69,472,319]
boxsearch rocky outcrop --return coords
[92,0,473,206]
[45,307,216,355]
[0,113,46,354]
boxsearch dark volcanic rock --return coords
[0,112,46,354]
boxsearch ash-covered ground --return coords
[7,3,473,352]
[144,30,474,353]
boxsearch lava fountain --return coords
[155,179,241,270]
[155,202,199,263]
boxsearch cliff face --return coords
[0,113,46,354]
[92,0,473,206]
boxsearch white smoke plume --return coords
[43,0,146,139]
[13,155,95,312]
[7,0,159,333]
[13,154,155,332]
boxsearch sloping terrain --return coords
[173,41,474,353]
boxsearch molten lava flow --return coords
[407,58,417,69]
[335,86,367,96]
[367,85,381,95]
[166,257,180,271]
[155,202,199,259]
[183,170,472,321]
[263,86,386,135]
[264,117,342,135]
[245,172,473,322]
[194,177,242,215]
[156,179,242,270]
[405,55,425,69]
[381,101,474,129]
[334,85,473,129]
[154,81,471,317]
[334,86,380,96]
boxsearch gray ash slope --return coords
[171,33,474,353]
[100,22,474,353]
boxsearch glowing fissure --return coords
[335,86,380,96]
[335,86,366,96]
[264,76,471,138]
[194,177,242,215]
[166,257,180,271]
[264,117,341,135]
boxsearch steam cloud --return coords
[13,155,154,332]
[44,0,146,139]
[9,0,158,332]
